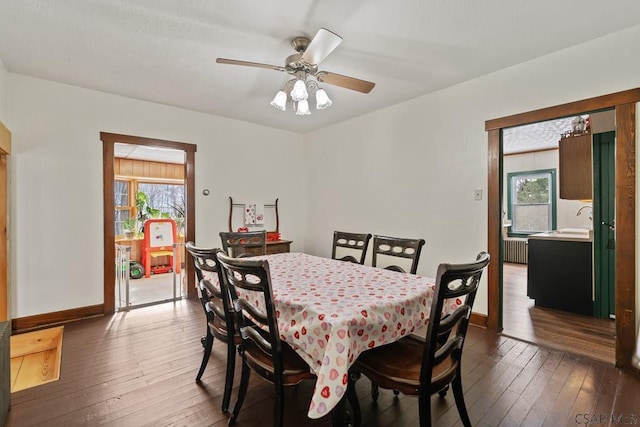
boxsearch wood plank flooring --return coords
[501,263,616,365]
[5,299,639,427]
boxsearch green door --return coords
[593,131,615,318]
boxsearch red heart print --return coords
[456,298,462,305]
[301,326,307,335]
[319,314,325,321]
[357,330,364,336]
[291,319,296,326]
[342,374,348,385]
[294,331,300,339]
[381,325,387,332]
[361,310,368,318]
[321,386,331,398]
[368,341,375,348]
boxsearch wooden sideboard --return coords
[231,240,292,257]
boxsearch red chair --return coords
[142,218,181,278]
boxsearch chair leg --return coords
[195,332,213,382]
[418,393,432,427]
[370,381,379,402]
[438,384,449,398]
[331,392,348,427]
[347,372,362,427]
[452,375,472,427]
[229,360,251,425]
[221,341,236,413]
[273,380,285,427]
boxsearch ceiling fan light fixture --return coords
[270,90,287,111]
[291,79,308,101]
[315,88,332,110]
[296,99,311,116]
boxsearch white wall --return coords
[7,74,305,318]
[503,150,593,231]
[0,58,7,123]
[304,23,640,317]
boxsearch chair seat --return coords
[354,335,457,395]
[244,340,315,386]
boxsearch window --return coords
[114,180,132,236]
[138,182,185,233]
[507,169,556,236]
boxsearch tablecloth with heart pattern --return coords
[235,252,462,419]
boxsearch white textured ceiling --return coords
[1,1,640,133]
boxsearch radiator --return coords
[504,238,528,264]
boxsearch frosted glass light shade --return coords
[270,90,287,111]
[291,79,308,101]
[296,99,311,115]
[315,89,332,109]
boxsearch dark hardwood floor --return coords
[6,299,639,427]
[502,262,616,365]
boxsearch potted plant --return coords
[122,218,137,239]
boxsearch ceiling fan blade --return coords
[301,28,343,65]
[216,58,286,72]
[316,71,375,94]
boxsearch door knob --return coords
[601,221,615,231]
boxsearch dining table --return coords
[219,252,463,420]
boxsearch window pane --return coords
[114,209,131,235]
[138,183,184,215]
[515,177,549,204]
[513,205,550,233]
[114,181,129,207]
[137,183,185,233]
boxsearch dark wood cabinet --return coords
[559,133,592,200]
[527,237,593,316]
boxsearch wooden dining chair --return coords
[347,252,490,427]
[185,242,239,413]
[369,235,426,400]
[331,231,372,264]
[371,235,426,274]
[215,252,316,427]
[219,230,267,257]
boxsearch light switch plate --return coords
[474,189,483,201]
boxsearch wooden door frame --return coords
[101,132,197,315]
[0,120,10,323]
[485,88,639,369]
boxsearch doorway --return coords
[499,116,616,364]
[101,133,197,315]
[485,88,639,368]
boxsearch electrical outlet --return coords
[474,189,482,201]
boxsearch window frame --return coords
[506,168,557,237]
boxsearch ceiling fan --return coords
[217,28,375,114]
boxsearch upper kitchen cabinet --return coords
[559,132,592,200]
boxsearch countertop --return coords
[528,229,593,242]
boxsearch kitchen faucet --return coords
[576,205,592,221]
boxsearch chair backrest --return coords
[185,242,234,333]
[420,252,490,389]
[331,231,372,264]
[215,252,285,379]
[219,231,267,257]
[371,235,426,274]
